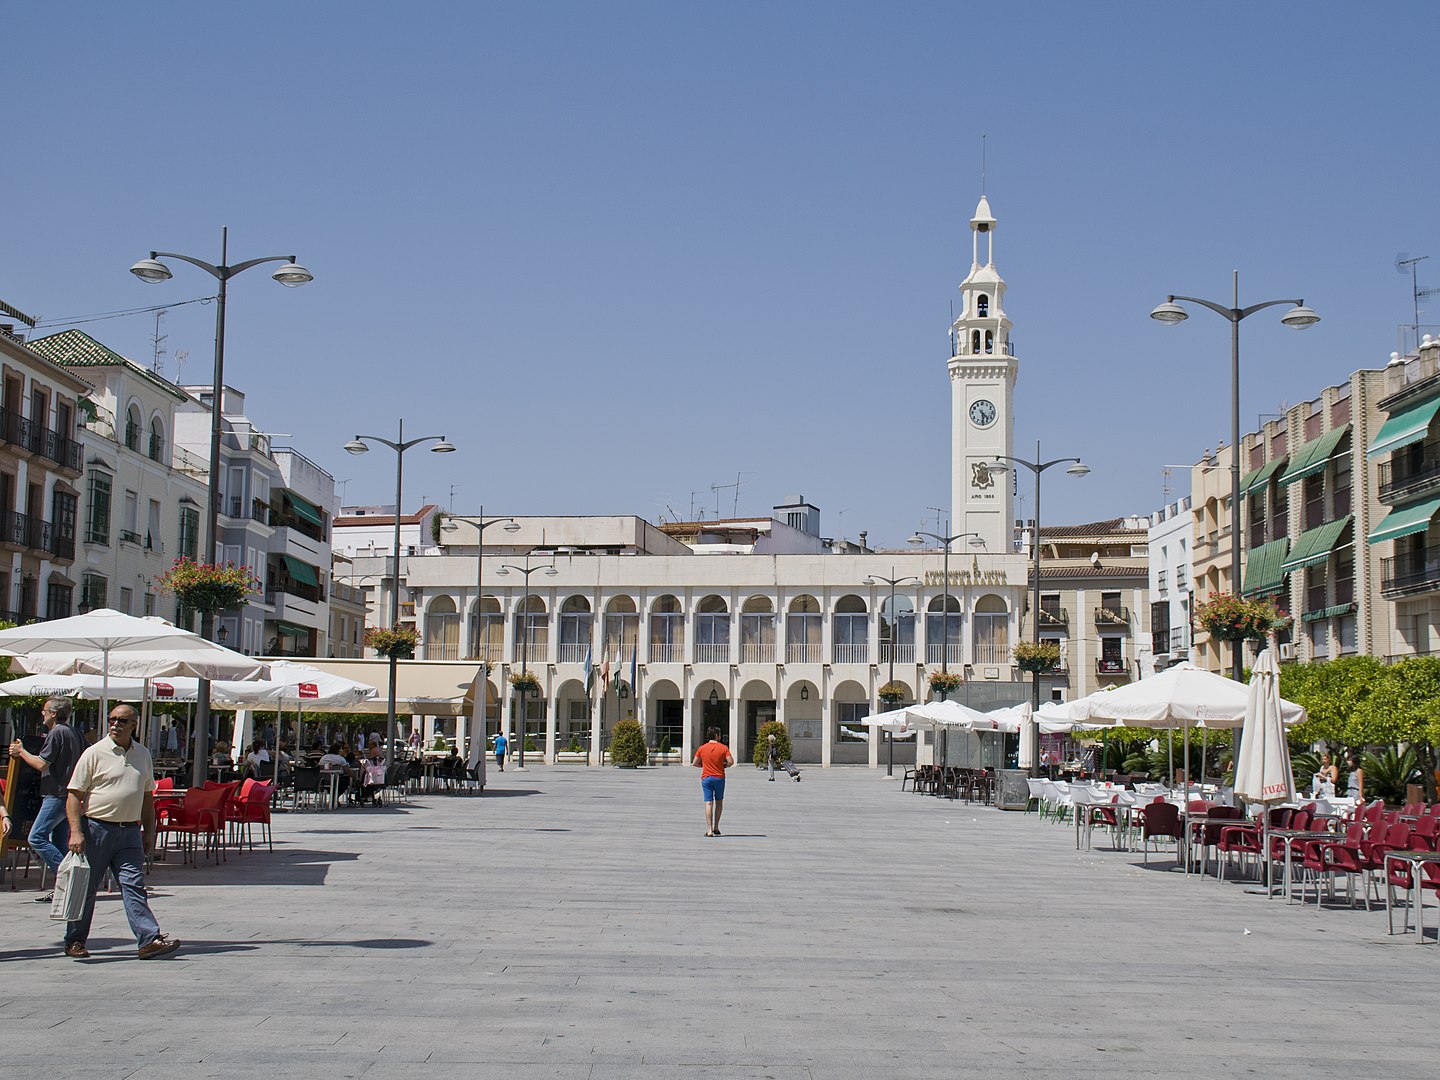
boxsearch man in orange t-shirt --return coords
[691,726,734,837]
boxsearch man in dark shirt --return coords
[9,697,85,902]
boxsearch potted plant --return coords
[557,735,588,764]
[508,670,542,696]
[877,681,909,706]
[928,670,963,699]
[649,734,682,765]
[365,624,420,660]
[1012,640,1061,674]
[609,718,648,768]
[157,557,258,616]
[1195,592,1287,642]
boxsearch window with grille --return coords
[80,573,107,612]
[86,471,112,545]
[178,506,199,559]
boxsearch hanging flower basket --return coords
[509,670,542,696]
[366,624,420,660]
[1012,640,1061,673]
[1195,592,1287,642]
[877,680,909,706]
[157,558,258,615]
[928,670,963,697]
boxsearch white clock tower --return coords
[948,193,1017,554]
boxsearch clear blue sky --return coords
[6,3,1440,546]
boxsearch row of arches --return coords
[122,400,166,461]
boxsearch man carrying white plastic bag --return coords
[50,850,90,922]
[62,705,180,960]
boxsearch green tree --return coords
[752,720,793,767]
[608,719,648,767]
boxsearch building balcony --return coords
[1381,545,1440,598]
[0,511,75,561]
[1094,606,1130,628]
[832,643,868,664]
[974,645,1010,665]
[0,409,83,472]
[926,643,963,666]
[739,642,776,664]
[1378,450,1440,503]
[650,642,682,663]
[694,643,730,664]
[425,641,461,661]
[1096,658,1128,676]
[1038,608,1068,628]
[556,642,588,663]
[879,643,915,665]
[786,643,821,664]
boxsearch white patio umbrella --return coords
[1234,648,1296,893]
[258,661,379,784]
[861,705,918,734]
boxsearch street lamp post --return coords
[131,228,313,787]
[906,529,984,676]
[985,442,1089,778]
[496,552,558,769]
[344,421,457,766]
[1151,274,1319,681]
[864,568,919,777]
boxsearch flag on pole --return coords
[600,658,610,692]
[583,642,594,694]
[629,639,637,695]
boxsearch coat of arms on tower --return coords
[971,461,995,489]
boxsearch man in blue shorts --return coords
[692,727,734,837]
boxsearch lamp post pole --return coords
[344,421,457,766]
[906,529,983,677]
[496,552,558,769]
[1151,274,1319,682]
[131,229,313,787]
[986,443,1090,777]
[865,568,919,777]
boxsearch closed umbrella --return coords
[1234,648,1297,893]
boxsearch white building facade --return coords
[1146,496,1193,671]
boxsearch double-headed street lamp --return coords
[905,529,984,675]
[985,443,1089,777]
[131,228,313,786]
[441,507,521,657]
[1150,276,1319,682]
[864,569,919,777]
[345,422,456,765]
[496,553,558,769]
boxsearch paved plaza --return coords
[4,765,1439,1079]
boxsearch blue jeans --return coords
[65,819,161,949]
[27,795,69,872]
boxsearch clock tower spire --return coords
[948,193,1017,554]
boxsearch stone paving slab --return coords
[3,764,1440,1079]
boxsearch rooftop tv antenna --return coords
[711,472,743,518]
[150,308,168,375]
[1397,253,1440,351]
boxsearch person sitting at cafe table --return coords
[318,744,350,772]
[244,738,270,776]
[209,741,232,767]
[358,744,386,806]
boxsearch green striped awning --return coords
[285,493,324,528]
[1369,396,1440,458]
[1242,537,1291,597]
[1367,496,1440,545]
[1239,457,1287,500]
[1281,516,1352,573]
[1302,603,1355,624]
[281,555,319,587]
[1278,425,1350,487]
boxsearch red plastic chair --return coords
[155,776,174,793]
[1309,822,1366,907]
[160,787,228,865]
[237,782,275,852]
[1414,859,1440,941]
[1138,801,1183,866]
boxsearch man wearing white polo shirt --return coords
[63,705,180,961]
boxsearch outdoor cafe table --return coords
[1271,829,1336,902]
[1384,850,1440,938]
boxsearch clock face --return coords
[969,399,997,428]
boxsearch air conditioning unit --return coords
[1278,643,1295,661]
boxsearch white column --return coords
[544,671,557,762]
[820,671,833,767]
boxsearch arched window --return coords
[740,595,775,663]
[971,330,981,354]
[424,596,460,661]
[974,594,1009,664]
[976,293,989,317]
[125,405,142,451]
[926,595,962,666]
[515,595,549,663]
[786,595,821,663]
[833,594,868,663]
[471,596,501,662]
[649,594,684,662]
[984,330,994,354]
[881,594,915,664]
[148,417,165,462]
[558,595,592,663]
[603,595,638,659]
[696,595,729,663]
